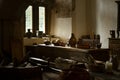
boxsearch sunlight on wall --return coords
[96,0,117,48]
[51,0,118,47]
[54,18,72,42]
[51,0,73,42]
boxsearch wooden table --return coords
[25,44,110,62]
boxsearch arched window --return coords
[25,5,46,36]
[25,5,32,33]
[39,6,45,33]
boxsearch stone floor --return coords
[42,72,60,80]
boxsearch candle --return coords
[105,61,113,72]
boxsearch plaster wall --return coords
[51,0,86,42]
[72,0,87,40]
[95,0,117,48]
[51,0,118,48]
[86,0,117,48]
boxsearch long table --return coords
[25,44,110,62]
